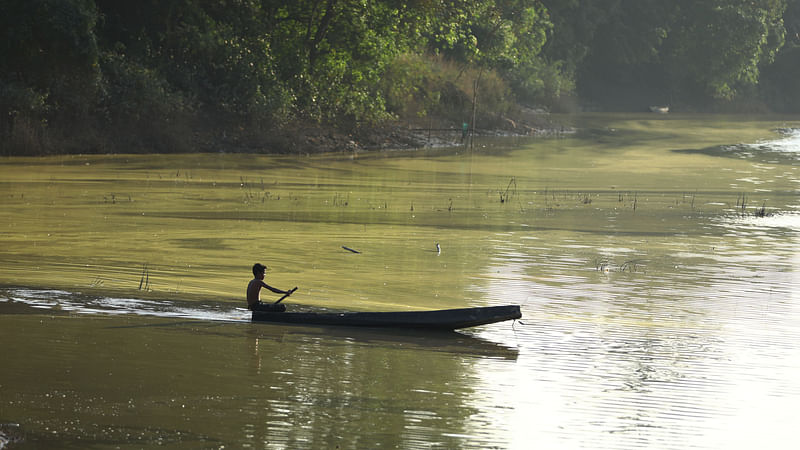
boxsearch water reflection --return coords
[469,122,800,446]
[466,201,800,448]
[0,305,525,448]
[237,323,521,447]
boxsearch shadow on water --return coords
[169,237,234,250]
[0,423,216,450]
[674,127,800,164]
[574,126,683,151]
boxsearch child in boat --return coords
[247,263,292,312]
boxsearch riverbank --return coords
[2,107,573,156]
[199,106,575,155]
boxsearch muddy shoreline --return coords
[5,108,574,156]
[201,108,574,155]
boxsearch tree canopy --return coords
[1,0,797,154]
[555,0,789,108]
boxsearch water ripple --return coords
[0,288,250,322]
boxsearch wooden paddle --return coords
[274,286,298,305]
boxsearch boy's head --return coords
[252,263,267,277]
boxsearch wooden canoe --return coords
[251,305,521,330]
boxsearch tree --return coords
[1,0,100,137]
[662,0,786,101]
[263,0,423,125]
[760,0,800,111]
[557,0,787,109]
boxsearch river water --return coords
[1,114,799,449]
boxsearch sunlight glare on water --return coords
[746,126,800,155]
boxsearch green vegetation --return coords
[548,0,797,111]
[1,0,798,155]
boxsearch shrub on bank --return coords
[382,53,514,128]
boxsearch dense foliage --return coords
[1,0,797,154]
[545,0,792,110]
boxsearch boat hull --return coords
[251,305,521,330]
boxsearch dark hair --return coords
[252,263,267,276]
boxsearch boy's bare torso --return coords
[247,278,267,307]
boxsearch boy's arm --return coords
[261,281,289,294]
